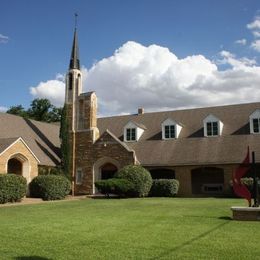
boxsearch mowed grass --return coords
[0,198,259,260]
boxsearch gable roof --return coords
[0,113,60,166]
[103,129,134,153]
[0,137,40,162]
[97,102,260,166]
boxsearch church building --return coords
[65,29,260,196]
[0,28,260,197]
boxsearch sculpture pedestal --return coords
[231,206,260,221]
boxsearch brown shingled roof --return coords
[0,137,20,154]
[0,113,60,166]
[1,102,260,168]
[97,102,260,166]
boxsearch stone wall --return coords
[74,131,136,195]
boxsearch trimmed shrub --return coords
[0,174,27,204]
[29,175,71,200]
[150,179,179,197]
[116,165,153,197]
[95,178,134,197]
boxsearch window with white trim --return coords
[126,128,136,141]
[252,118,260,133]
[76,168,83,185]
[164,125,175,139]
[206,121,218,136]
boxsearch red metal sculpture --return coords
[232,147,252,207]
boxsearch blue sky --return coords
[0,0,260,115]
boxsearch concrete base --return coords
[231,206,260,221]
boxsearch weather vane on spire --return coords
[74,12,78,29]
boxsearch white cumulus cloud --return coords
[30,41,260,116]
[0,34,9,43]
[30,74,65,107]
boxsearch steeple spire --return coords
[69,13,80,70]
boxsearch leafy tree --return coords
[6,105,28,118]
[59,105,71,178]
[48,107,63,122]
[28,98,61,122]
[6,98,61,123]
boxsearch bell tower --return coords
[65,16,100,195]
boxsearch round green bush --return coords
[150,179,179,197]
[116,165,152,197]
[29,175,71,200]
[0,174,27,204]
[95,178,134,197]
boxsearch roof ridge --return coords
[97,101,260,120]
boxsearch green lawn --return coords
[0,198,259,260]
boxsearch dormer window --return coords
[162,118,182,139]
[124,121,146,142]
[126,128,136,141]
[249,109,260,134]
[203,115,223,137]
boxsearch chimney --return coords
[138,108,144,115]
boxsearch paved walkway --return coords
[0,195,88,207]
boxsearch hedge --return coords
[95,178,134,197]
[116,165,153,197]
[150,179,179,197]
[0,174,27,204]
[29,175,71,200]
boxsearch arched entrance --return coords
[6,154,30,182]
[100,163,118,180]
[93,157,120,194]
[191,167,224,195]
[7,158,22,175]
